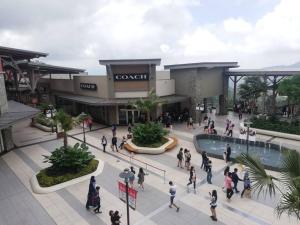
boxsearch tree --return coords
[236,151,300,220]
[54,110,85,148]
[278,75,300,116]
[132,89,161,122]
[238,77,268,113]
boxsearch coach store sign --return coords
[114,73,149,81]
[80,83,97,91]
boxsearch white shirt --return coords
[169,185,177,197]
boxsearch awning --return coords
[0,101,40,130]
[55,92,189,106]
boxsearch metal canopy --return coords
[56,92,188,106]
[99,58,161,66]
[0,101,40,130]
[17,61,85,74]
[226,69,300,76]
[164,62,239,70]
[0,46,48,60]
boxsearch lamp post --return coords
[119,168,134,225]
[244,121,253,155]
[80,112,87,143]
[49,104,54,133]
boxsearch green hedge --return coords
[251,117,300,135]
[132,136,169,148]
[132,122,168,145]
[37,159,99,187]
[36,113,53,127]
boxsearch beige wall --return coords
[156,70,170,80]
[198,68,224,98]
[73,75,108,98]
[50,79,74,93]
[115,91,148,98]
[156,79,175,96]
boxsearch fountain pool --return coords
[194,134,285,170]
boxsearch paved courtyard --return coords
[0,115,299,225]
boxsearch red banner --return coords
[118,181,137,210]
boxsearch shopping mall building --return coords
[40,59,238,125]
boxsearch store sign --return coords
[114,73,149,81]
[80,83,97,91]
[118,181,137,210]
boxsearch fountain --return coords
[193,134,288,171]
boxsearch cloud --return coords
[0,0,300,72]
[223,18,253,34]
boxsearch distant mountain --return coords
[263,61,300,69]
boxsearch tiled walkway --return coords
[0,119,299,225]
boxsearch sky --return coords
[1,0,300,74]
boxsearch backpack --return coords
[177,153,182,160]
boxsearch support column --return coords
[271,76,277,116]
[233,76,237,105]
[219,73,229,115]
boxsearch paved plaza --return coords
[0,114,299,225]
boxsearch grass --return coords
[36,159,99,187]
[132,137,169,148]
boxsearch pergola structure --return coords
[226,69,300,114]
[0,46,85,103]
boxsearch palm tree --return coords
[54,110,87,148]
[132,89,161,122]
[236,151,300,220]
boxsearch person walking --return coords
[119,136,127,150]
[94,186,102,213]
[137,167,145,191]
[222,166,230,191]
[86,176,96,209]
[184,149,188,168]
[109,210,121,225]
[88,117,93,131]
[207,160,212,184]
[112,124,117,136]
[209,190,218,221]
[225,172,234,201]
[177,148,184,168]
[111,136,118,152]
[129,166,136,188]
[224,119,230,134]
[169,181,180,212]
[186,150,191,171]
[232,168,243,193]
[201,151,208,170]
[101,135,107,152]
[188,116,194,129]
[225,144,231,163]
[238,108,243,120]
[227,123,234,137]
[187,166,196,193]
[241,171,251,198]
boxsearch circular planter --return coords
[30,158,104,194]
[124,137,177,154]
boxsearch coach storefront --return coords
[50,59,188,125]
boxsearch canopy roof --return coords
[0,46,48,60]
[99,59,161,66]
[226,68,300,76]
[18,61,85,74]
[0,101,40,130]
[164,62,239,70]
[55,92,188,106]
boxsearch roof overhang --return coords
[0,101,40,130]
[0,46,48,60]
[17,61,85,74]
[226,69,300,76]
[99,59,161,66]
[164,62,239,70]
[55,92,188,106]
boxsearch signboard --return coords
[80,83,97,91]
[114,73,149,81]
[118,181,137,210]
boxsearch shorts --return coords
[210,205,217,209]
[170,196,175,204]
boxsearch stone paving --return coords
[0,118,299,225]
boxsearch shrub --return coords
[36,113,53,127]
[43,143,95,174]
[251,117,300,135]
[37,159,99,187]
[132,122,168,145]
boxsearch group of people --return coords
[203,116,217,134]
[224,119,235,137]
[177,148,192,170]
[100,124,128,153]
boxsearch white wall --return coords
[115,91,148,98]
[156,71,170,80]
[156,79,175,96]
